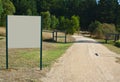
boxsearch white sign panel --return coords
[7,15,41,48]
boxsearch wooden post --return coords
[118,34,120,40]
[114,34,117,42]
[116,34,119,41]
[55,31,57,42]
[65,31,67,43]
[105,34,108,43]
[52,31,54,41]
[105,39,108,43]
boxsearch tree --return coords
[97,0,118,23]
[88,20,102,35]
[116,5,120,32]
[0,0,3,26]
[0,0,3,15]
[6,0,120,33]
[58,15,80,34]
[71,15,80,34]
[1,0,15,26]
[89,21,116,38]
[27,0,38,15]
[58,16,66,30]
[41,11,51,30]
[2,0,15,14]
[26,9,32,15]
[77,0,97,30]
[51,15,59,30]
[11,0,37,15]
[65,18,73,34]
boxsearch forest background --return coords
[0,0,120,36]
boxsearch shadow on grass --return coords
[43,37,113,45]
[0,37,4,40]
[43,38,68,44]
[43,38,55,43]
[43,38,103,44]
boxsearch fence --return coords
[105,33,120,43]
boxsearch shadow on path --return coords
[74,40,99,44]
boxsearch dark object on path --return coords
[95,53,99,56]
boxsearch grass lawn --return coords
[0,28,74,82]
[0,28,74,69]
[0,33,73,69]
[43,43,72,67]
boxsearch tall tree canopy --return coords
[97,0,118,23]
[10,0,37,15]
[0,0,3,15]
[0,0,15,26]
[0,0,120,33]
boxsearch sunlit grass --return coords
[96,39,120,54]
[43,43,72,67]
[0,36,73,69]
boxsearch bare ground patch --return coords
[0,27,5,36]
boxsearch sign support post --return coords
[40,17,42,70]
[6,16,8,69]
[6,15,42,70]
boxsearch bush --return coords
[89,21,117,39]
[58,15,80,35]
[116,24,120,33]
[101,23,116,34]
[115,40,120,47]
[88,21,101,35]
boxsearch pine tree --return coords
[97,0,118,23]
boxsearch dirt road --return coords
[41,36,120,82]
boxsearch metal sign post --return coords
[6,15,42,70]
[6,16,8,69]
[40,17,43,70]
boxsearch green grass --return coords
[0,39,72,69]
[103,44,120,54]
[14,43,72,68]
[96,39,120,54]
[43,43,72,67]
[0,31,74,69]
[95,39,120,64]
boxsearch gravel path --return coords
[41,35,120,82]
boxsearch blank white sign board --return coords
[7,15,41,48]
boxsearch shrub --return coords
[88,20,101,35]
[115,40,120,47]
[58,15,80,35]
[116,24,120,33]
[101,23,116,34]
[88,20,102,38]
[89,21,117,39]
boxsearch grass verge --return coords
[96,39,120,54]
[95,39,120,64]
[0,36,73,82]
[0,38,73,69]
[43,43,72,68]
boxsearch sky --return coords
[96,0,99,4]
[96,0,120,4]
[118,0,120,3]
